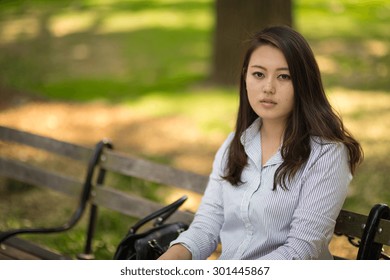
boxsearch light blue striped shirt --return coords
[172,118,351,259]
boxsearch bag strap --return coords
[129,195,188,234]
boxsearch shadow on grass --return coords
[0,24,214,99]
[0,1,214,103]
[345,154,390,213]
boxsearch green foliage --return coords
[0,0,213,101]
[21,208,137,260]
[1,0,389,94]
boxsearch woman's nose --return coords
[263,80,275,94]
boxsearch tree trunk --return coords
[211,0,293,86]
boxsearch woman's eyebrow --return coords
[249,65,289,71]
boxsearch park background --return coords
[0,0,389,259]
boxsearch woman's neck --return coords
[260,119,286,166]
[260,120,286,144]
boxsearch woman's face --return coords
[245,44,294,126]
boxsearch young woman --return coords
[159,25,363,260]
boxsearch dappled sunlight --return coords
[124,89,237,139]
[313,38,389,59]
[329,88,390,115]
[0,16,40,43]
[329,234,358,259]
[329,87,390,159]
[0,2,212,45]
[297,0,390,39]
[50,12,97,37]
[162,187,202,214]
[70,44,91,60]
[96,10,212,34]
[364,39,389,57]
[316,55,337,74]
[0,100,221,174]
[309,37,390,90]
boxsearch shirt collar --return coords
[240,118,261,170]
[240,118,261,146]
[264,149,283,167]
[240,118,283,169]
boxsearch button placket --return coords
[235,170,260,258]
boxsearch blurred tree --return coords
[211,0,293,86]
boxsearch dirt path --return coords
[0,98,220,174]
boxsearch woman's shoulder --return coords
[210,132,235,175]
[310,136,346,147]
[215,132,235,158]
[304,137,352,181]
[309,136,348,160]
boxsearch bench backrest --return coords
[0,126,204,222]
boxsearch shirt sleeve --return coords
[258,142,352,260]
[170,133,234,259]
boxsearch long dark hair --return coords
[223,25,363,190]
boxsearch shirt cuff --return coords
[170,236,201,260]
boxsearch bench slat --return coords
[335,209,390,246]
[100,149,208,194]
[1,237,70,260]
[0,157,84,198]
[0,126,92,162]
[335,210,366,237]
[377,219,390,246]
[93,185,194,224]
[0,243,41,260]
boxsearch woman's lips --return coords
[260,99,277,105]
[259,99,277,108]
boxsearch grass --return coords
[0,0,389,259]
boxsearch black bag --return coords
[113,196,189,260]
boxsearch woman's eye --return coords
[252,72,264,78]
[278,74,291,80]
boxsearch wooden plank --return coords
[377,218,390,246]
[334,210,367,238]
[335,209,390,246]
[0,126,92,162]
[93,185,195,225]
[100,149,209,194]
[0,157,84,198]
[1,237,70,260]
[0,243,40,260]
[0,251,14,259]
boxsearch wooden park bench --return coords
[0,126,389,260]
